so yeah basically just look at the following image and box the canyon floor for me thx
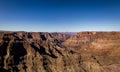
[0,31,120,72]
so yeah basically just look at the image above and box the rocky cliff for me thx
[0,31,120,72]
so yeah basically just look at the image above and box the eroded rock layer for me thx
[0,31,120,72]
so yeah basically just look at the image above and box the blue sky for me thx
[0,0,120,32]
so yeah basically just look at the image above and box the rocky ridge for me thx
[0,31,120,72]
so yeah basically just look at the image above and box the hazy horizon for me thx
[0,0,120,32]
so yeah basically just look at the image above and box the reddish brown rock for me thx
[0,31,120,72]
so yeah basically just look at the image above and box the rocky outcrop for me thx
[0,31,120,72]
[63,32,120,72]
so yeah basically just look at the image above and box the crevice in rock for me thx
[30,44,57,58]
[28,33,32,39]
[42,56,52,72]
[91,55,102,66]
[48,48,58,58]
[40,35,46,40]
[54,48,64,56]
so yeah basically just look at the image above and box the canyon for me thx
[0,31,120,72]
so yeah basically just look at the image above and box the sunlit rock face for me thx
[0,31,120,72]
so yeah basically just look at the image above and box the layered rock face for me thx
[63,32,120,72]
[0,31,120,72]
